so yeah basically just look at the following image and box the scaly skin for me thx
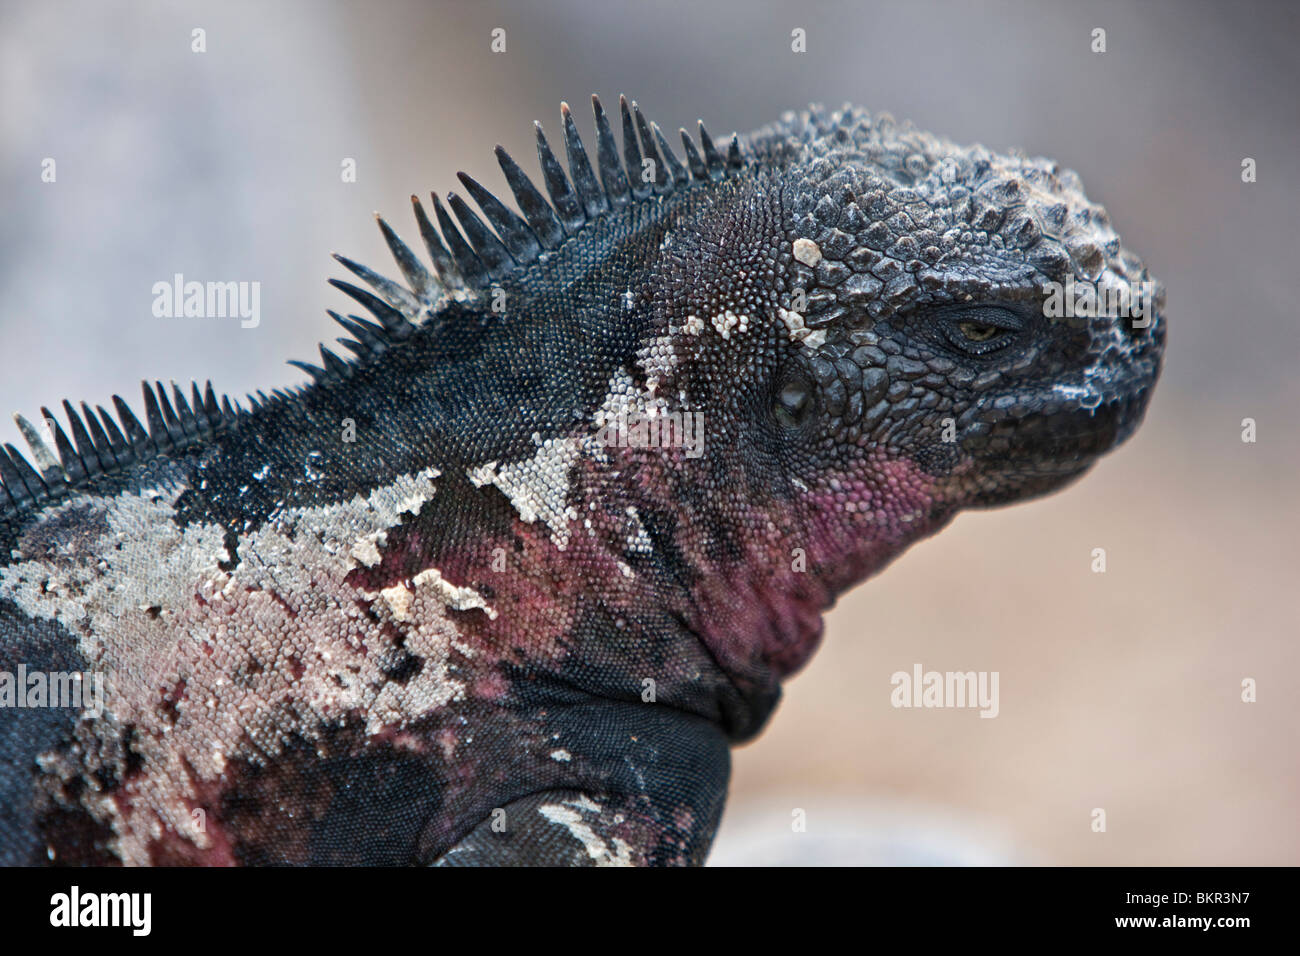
[0,97,1163,865]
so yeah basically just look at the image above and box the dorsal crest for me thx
[1,95,742,518]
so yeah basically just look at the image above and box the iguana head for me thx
[614,104,1165,687]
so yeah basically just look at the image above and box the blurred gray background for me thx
[1,0,1296,864]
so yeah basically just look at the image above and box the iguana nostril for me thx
[1117,311,1154,342]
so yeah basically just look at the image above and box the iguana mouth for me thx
[952,382,1155,509]
[963,291,1165,476]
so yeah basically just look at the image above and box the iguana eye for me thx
[774,381,813,428]
[939,305,1025,356]
[958,322,1000,342]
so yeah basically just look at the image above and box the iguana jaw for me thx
[955,309,1164,507]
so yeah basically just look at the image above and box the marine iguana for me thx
[0,95,1164,865]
